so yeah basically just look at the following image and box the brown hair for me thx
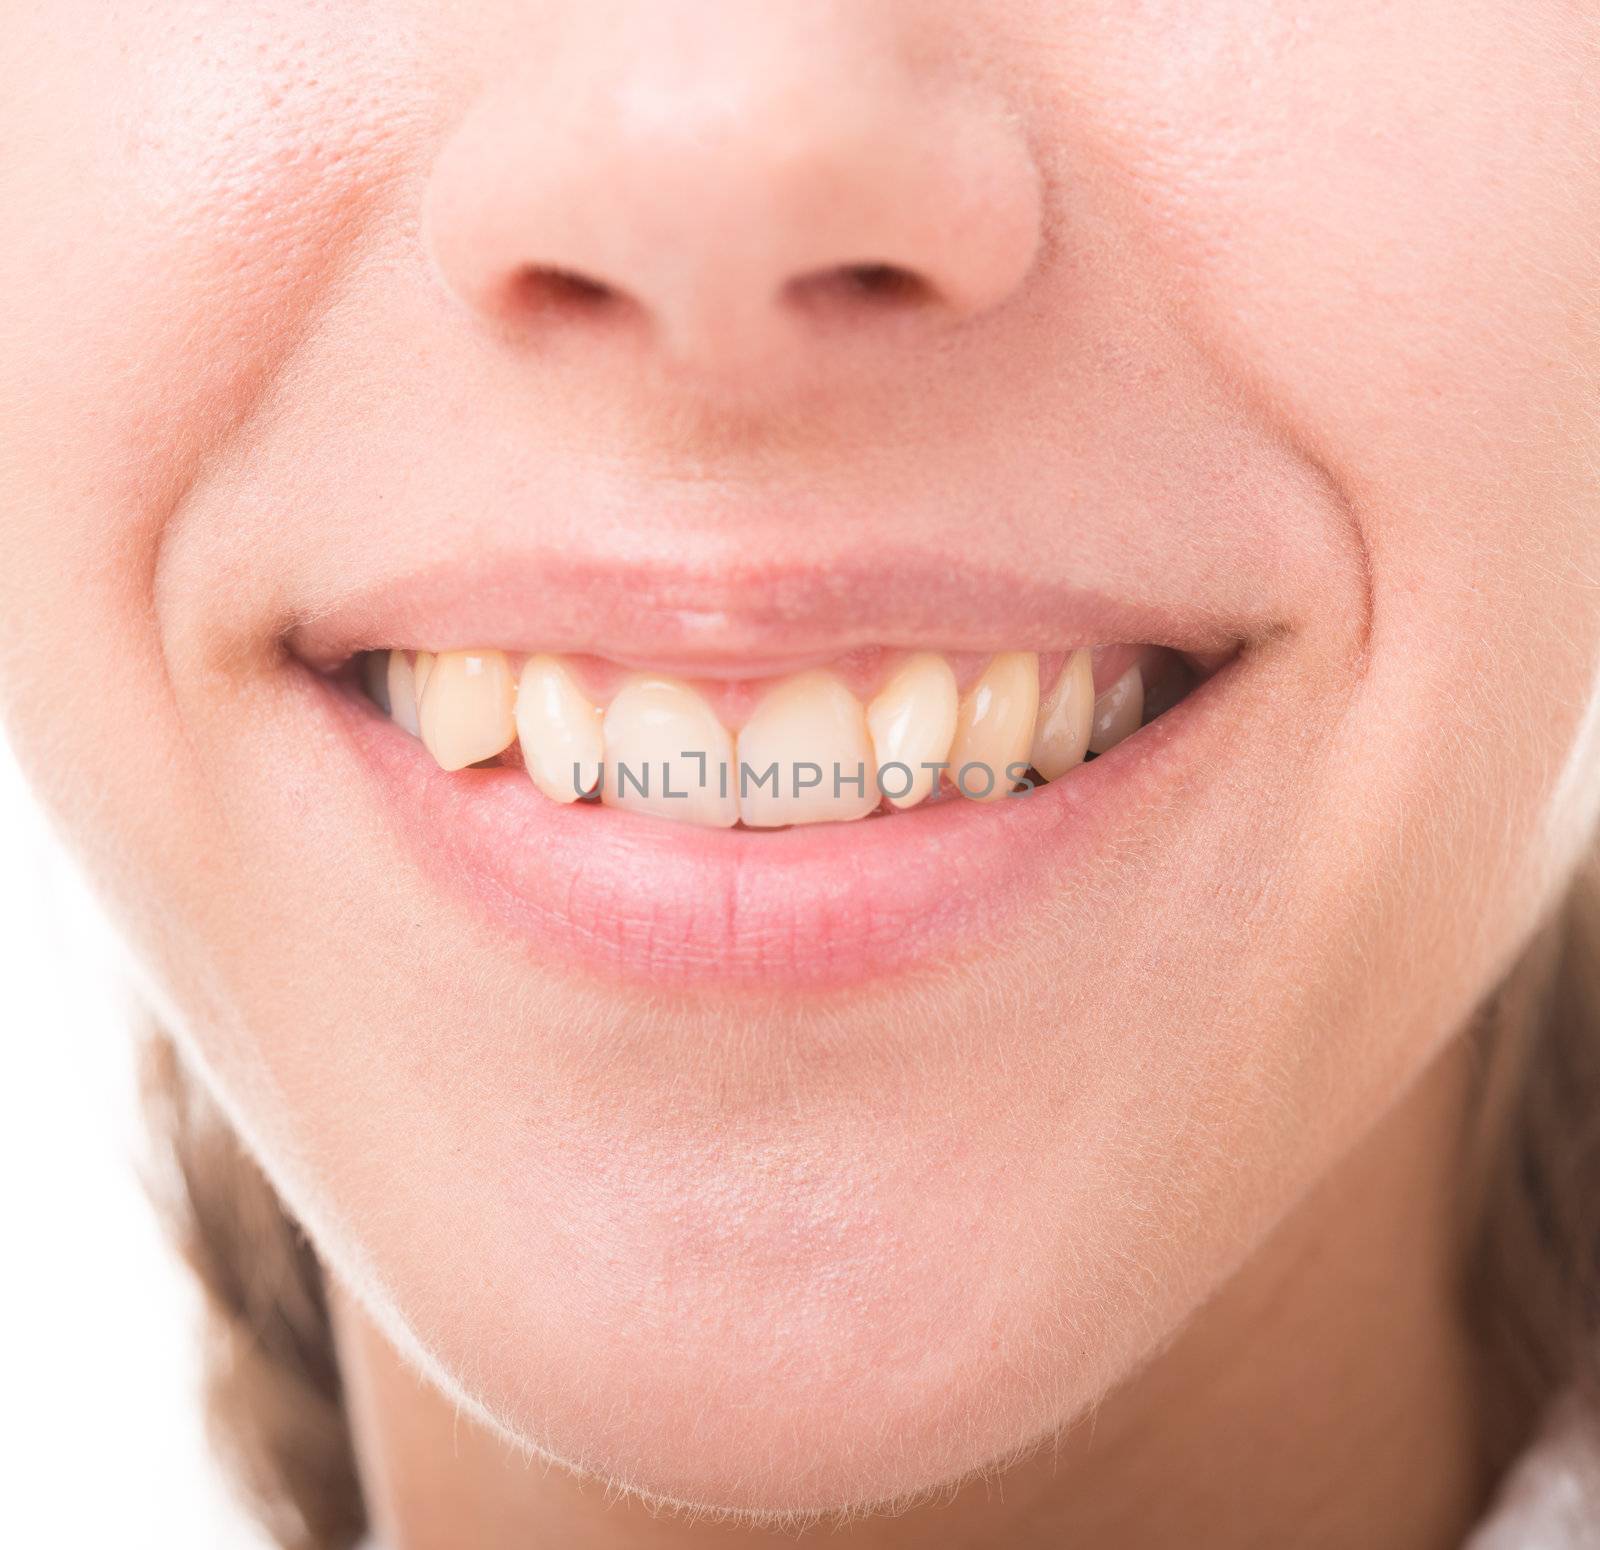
[140,862,1600,1549]
[140,1038,367,1550]
[1467,858,1600,1455]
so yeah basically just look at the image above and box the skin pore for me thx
[1,3,1598,1548]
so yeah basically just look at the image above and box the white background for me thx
[1,731,272,1548]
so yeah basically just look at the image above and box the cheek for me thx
[0,6,427,898]
[1066,1,1599,482]
[0,10,446,1081]
[1069,0,1600,887]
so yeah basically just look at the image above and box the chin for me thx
[303,905,1320,1522]
[356,1168,1155,1519]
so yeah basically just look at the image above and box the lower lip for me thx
[314,658,1244,990]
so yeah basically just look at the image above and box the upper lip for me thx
[284,544,1267,676]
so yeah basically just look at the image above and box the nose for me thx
[422,4,1042,373]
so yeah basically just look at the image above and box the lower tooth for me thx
[1088,665,1144,754]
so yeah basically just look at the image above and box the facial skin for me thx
[2,3,1599,1546]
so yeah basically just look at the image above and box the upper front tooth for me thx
[418,649,518,771]
[516,654,603,803]
[866,653,959,810]
[601,676,738,828]
[948,652,1039,801]
[1088,665,1144,754]
[737,670,879,827]
[1029,648,1094,780]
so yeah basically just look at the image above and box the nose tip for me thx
[422,22,1041,371]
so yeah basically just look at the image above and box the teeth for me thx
[1029,648,1094,781]
[385,651,423,737]
[418,649,518,771]
[370,641,1175,824]
[1088,665,1144,755]
[738,670,880,828]
[865,653,958,810]
[948,652,1040,802]
[601,676,739,828]
[516,654,604,803]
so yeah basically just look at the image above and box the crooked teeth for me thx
[948,651,1040,802]
[601,676,739,828]
[418,649,517,771]
[371,643,1175,827]
[866,653,958,810]
[1030,648,1094,781]
[516,655,603,803]
[1088,665,1144,755]
[738,670,880,828]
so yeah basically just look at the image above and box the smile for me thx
[280,548,1265,989]
[352,643,1203,828]
[293,609,1251,990]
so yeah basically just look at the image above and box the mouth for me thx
[266,538,1274,989]
[290,570,1246,987]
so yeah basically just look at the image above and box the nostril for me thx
[783,261,938,318]
[842,262,929,302]
[506,264,629,320]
